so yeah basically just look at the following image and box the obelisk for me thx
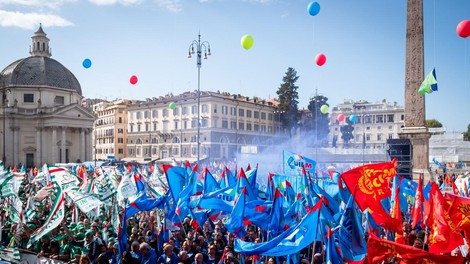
[399,0,431,181]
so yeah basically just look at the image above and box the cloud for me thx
[0,0,75,10]
[155,0,182,12]
[0,10,74,29]
[88,0,142,6]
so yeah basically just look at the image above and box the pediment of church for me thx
[52,104,95,119]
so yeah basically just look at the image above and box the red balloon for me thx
[129,75,138,85]
[457,20,470,38]
[337,114,345,122]
[315,53,326,66]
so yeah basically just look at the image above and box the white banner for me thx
[117,173,137,200]
[49,167,79,192]
[65,190,103,214]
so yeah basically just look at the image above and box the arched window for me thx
[151,137,158,144]
[136,138,143,144]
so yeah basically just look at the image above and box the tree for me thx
[426,119,443,128]
[340,117,355,147]
[276,67,300,136]
[464,124,470,141]
[307,95,330,146]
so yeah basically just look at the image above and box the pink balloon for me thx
[457,20,470,38]
[337,114,345,122]
[129,75,138,85]
[315,53,326,66]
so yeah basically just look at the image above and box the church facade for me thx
[0,25,95,168]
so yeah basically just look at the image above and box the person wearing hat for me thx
[35,233,52,258]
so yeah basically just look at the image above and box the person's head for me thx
[313,253,323,264]
[195,253,204,263]
[79,255,91,264]
[182,240,191,251]
[208,244,217,256]
[224,253,236,264]
[131,241,140,253]
[164,244,174,257]
[50,240,60,254]
[83,218,90,227]
[267,257,276,264]
[85,231,94,243]
[413,238,424,249]
[139,242,151,256]
[178,250,188,261]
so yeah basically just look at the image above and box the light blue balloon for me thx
[82,58,92,69]
[307,1,320,16]
[349,115,357,123]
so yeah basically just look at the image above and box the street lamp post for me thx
[188,33,211,169]
[1,90,6,165]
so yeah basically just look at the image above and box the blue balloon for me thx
[307,1,320,16]
[349,115,357,123]
[82,58,92,69]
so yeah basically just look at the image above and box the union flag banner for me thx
[426,183,464,254]
[446,193,470,229]
[340,159,401,232]
[411,174,423,229]
[367,233,465,264]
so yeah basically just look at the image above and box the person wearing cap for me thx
[49,235,71,262]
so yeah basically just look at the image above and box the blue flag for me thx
[235,201,322,256]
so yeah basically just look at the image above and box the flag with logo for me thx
[282,150,316,177]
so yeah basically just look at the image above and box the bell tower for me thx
[30,23,51,58]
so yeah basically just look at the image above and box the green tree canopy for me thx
[276,67,299,136]
[426,119,443,128]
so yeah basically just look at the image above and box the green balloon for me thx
[169,102,176,110]
[241,34,254,50]
[320,105,329,114]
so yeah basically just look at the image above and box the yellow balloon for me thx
[241,35,254,50]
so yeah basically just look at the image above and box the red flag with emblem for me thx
[411,174,423,229]
[425,183,463,254]
[340,159,401,232]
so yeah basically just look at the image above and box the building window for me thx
[192,105,197,114]
[191,119,197,128]
[163,109,169,117]
[230,107,236,116]
[401,115,404,120]
[366,134,371,141]
[377,126,382,130]
[174,121,179,129]
[54,96,64,106]
[261,112,266,120]
[182,107,188,115]
[136,112,142,120]
[173,107,179,116]
[239,109,244,117]
[119,117,122,123]
[202,118,208,128]
[387,114,394,122]
[268,113,273,121]
[202,104,208,113]
[239,122,244,130]
[153,123,157,131]
[152,110,158,118]
[183,120,188,129]
[377,134,382,141]
[145,124,149,131]
[152,148,157,155]
[254,111,259,119]
[389,126,393,130]
[376,115,384,123]
[213,104,217,114]
[247,110,252,118]
[388,133,393,139]
[118,129,123,134]
[24,94,34,103]
[163,122,168,131]
[231,121,237,129]
[254,124,259,131]
[192,147,197,155]
[212,119,218,128]
[118,148,123,154]
[144,111,150,119]
[222,120,228,129]
[222,106,228,115]
[118,138,123,143]
[246,123,252,131]
[137,124,141,132]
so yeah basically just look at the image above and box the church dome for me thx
[0,56,82,95]
[0,24,82,95]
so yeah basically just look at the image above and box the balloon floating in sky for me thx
[320,105,329,114]
[349,115,357,123]
[307,1,321,16]
[315,53,327,66]
[456,20,470,38]
[337,114,345,122]
[129,75,138,85]
[241,35,254,50]
[82,58,92,69]
[169,102,176,110]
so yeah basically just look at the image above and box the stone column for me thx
[399,0,431,181]
[61,127,66,163]
[85,128,91,161]
[12,126,19,166]
[51,127,57,163]
[80,128,85,163]
[36,127,42,165]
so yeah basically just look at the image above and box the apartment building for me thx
[328,99,405,149]
[125,90,282,163]
[93,100,130,161]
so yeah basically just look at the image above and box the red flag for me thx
[451,181,460,195]
[367,232,465,264]
[340,159,401,232]
[411,173,423,229]
[425,183,463,253]
[464,183,469,197]
[391,178,404,244]
[446,193,470,229]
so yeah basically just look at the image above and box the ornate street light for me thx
[188,33,211,169]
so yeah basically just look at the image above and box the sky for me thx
[0,0,469,132]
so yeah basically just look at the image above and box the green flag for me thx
[418,68,438,95]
